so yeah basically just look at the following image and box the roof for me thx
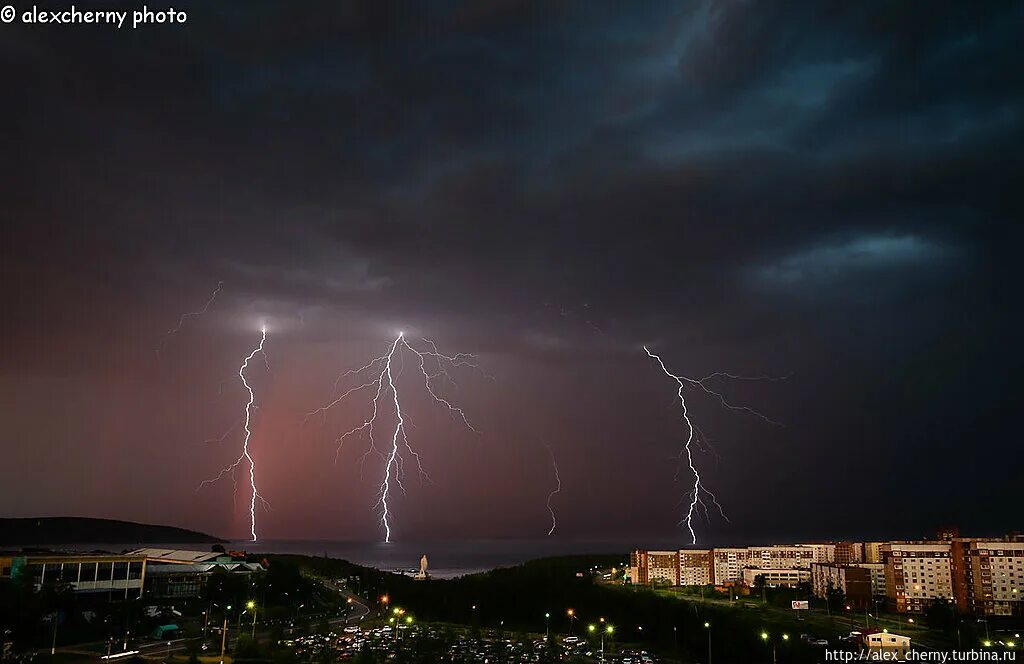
[146,561,265,574]
[128,548,222,563]
[15,553,146,564]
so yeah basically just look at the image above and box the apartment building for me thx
[883,543,953,613]
[864,542,885,563]
[836,542,865,564]
[811,563,872,608]
[630,550,679,585]
[951,540,1024,616]
[850,562,886,597]
[800,543,838,564]
[712,548,748,585]
[747,545,817,569]
[679,549,712,585]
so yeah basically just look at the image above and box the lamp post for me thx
[704,622,712,664]
[566,608,576,635]
[601,625,613,663]
[247,601,257,638]
[219,615,228,664]
[545,612,550,640]
[760,631,788,664]
[50,612,58,656]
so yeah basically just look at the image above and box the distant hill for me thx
[0,517,224,546]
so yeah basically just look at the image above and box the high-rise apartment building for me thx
[836,542,865,564]
[849,562,886,597]
[630,550,679,585]
[811,563,872,608]
[747,545,817,569]
[799,543,838,564]
[864,542,885,563]
[679,549,712,585]
[883,543,953,613]
[951,540,1024,616]
[711,547,749,585]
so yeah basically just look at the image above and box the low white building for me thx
[742,567,810,588]
[864,631,911,660]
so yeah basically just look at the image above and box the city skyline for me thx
[2,1,1022,542]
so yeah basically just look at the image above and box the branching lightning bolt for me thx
[199,327,270,541]
[306,332,481,543]
[162,281,224,338]
[545,444,561,536]
[644,345,779,545]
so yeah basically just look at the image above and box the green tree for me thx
[826,583,846,614]
[926,598,957,635]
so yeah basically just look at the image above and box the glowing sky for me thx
[1,1,1021,542]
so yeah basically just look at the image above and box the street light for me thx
[761,631,786,664]
[545,612,550,639]
[600,625,614,664]
[246,601,257,637]
[704,622,712,664]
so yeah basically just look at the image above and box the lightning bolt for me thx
[162,281,224,338]
[644,345,779,544]
[307,332,481,543]
[199,327,270,541]
[545,444,561,536]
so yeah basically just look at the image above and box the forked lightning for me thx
[199,327,270,541]
[307,332,481,543]
[644,345,780,544]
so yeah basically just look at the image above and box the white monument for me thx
[414,554,429,580]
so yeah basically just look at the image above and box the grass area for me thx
[632,585,953,650]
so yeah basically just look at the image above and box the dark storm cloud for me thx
[1,1,1021,540]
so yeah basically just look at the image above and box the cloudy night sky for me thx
[1,1,1021,544]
